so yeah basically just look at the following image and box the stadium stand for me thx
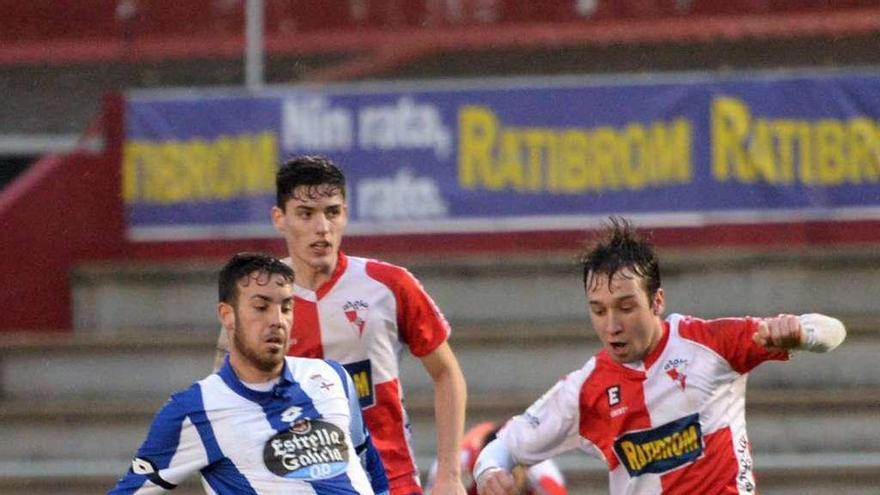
[2,1,880,493]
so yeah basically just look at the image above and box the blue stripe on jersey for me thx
[326,360,389,494]
[310,472,361,495]
[260,367,322,432]
[175,384,224,463]
[218,359,320,427]
[202,458,260,495]
[179,383,260,494]
[108,385,196,493]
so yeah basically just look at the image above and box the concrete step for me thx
[71,248,880,333]
[1,388,876,463]
[1,321,876,400]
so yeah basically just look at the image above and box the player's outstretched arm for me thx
[752,313,846,353]
[474,440,517,495]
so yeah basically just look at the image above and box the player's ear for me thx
[218,302,235,332]
[271,206,286,233]
[652,288,665,316]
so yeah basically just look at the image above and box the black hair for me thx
[276,155,346,209]
[218,252,295,305]
[579,217,661,300]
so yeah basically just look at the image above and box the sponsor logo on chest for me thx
[613,413,703,477]
[342,300,369,337]
[264,419,350,479]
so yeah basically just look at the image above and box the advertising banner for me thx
[124,72,880,240]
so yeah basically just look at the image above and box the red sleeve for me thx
[677,316,789,374]
[366,260,451,357]
[535,477,567,495]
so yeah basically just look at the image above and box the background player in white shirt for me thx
[111,253,389,494]
[474,218,846,495]
[214,156,467,495]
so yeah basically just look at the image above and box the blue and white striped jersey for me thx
[109,356,389,494]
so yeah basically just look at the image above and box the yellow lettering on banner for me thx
[459,106,499,189]
[122,132,278,205]
[652,120,692,184]
[815,119,846,185]
[457,107,693,194]
[848,118,880,182]
[712,97,751,182]
[711,96,880,186]
[558,130,591,192]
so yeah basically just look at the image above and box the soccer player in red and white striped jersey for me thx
[475,218,846,495]
[216,156,467,495]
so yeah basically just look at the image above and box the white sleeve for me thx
[797,313,846,353]
[474,361,594,481]
[526,460,565,490]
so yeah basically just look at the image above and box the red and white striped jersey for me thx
[287,252,451,495]
[494,313,789,495]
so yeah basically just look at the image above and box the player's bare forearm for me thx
[420,342,468,494]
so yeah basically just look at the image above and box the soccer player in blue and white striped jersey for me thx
[109,252,389,495]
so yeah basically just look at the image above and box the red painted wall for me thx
[0,95,124,331]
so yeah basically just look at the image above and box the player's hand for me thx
[752,314,802,351]
[476,468,517,495]
[430,475,467,495]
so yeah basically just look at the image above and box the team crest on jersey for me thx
[342,300,369,337]
[613,413,703,477]
[663,358,688,391]
[264,419,349,480]
[281,405,303,423]
[309,373,336,394]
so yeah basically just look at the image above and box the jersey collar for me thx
[315,250,349,299]
[218,355,296,403]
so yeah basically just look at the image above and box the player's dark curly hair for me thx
[579,217,661,300]
[276,155,346,209]
[218,252,294,305]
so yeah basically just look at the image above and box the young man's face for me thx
[224,271,294,374]
[271,185,348,276]
[586,268,665,364]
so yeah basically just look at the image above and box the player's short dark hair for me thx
[276,155,346,209]
[218,252,295,305]
[579,217,661,300]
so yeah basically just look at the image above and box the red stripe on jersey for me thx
[534,476,567,495]
[660,426,740,494]
[579,354,652,470]
[365,260,450,357]
[363,379,421,495]
[677,316,789,374]
[289,296,323,358]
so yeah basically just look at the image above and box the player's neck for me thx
[290,255,338,291]
[229,353,282,384]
